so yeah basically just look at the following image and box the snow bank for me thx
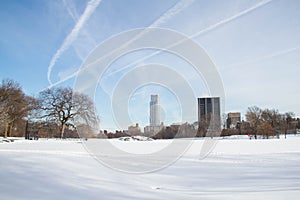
[118,136,153,141]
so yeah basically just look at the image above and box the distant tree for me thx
[0,79,35,138]
[221,128,239,136]
[240,121,255,135]
[260,109,283,131]
[153,125,179,139]
[245,106,262,133]
[37,121,60,138]
[245,106,299,139]
[281,112,296,138]
[0,103,9,135]
[38,87,97,139]
[221,113,227,129]
[175,123,197,138]
[285,112,295,129]
[197,118,209,137]
[257,122,274,139]
[104,130,129,139]
[76,123,100,138]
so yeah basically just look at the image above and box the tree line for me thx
[0,79,97,139]
[1,78,299,139]
[243,106,299,138]
[154,107,300,139]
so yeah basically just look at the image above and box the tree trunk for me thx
[8,123,13,137]
[4,123,8,138]
[25,120,29,140]
[60,123,66,139]
[285,130,287,139]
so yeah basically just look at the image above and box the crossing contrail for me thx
[44,0,273,90]
[43,0,195,90]
[62,0,97,47]
[63,0,78,21]
[104,0,274,77]
[47,0,102,85]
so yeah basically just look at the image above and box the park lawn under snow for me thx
[0,135,300,200]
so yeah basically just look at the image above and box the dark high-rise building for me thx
[198,97,221,133]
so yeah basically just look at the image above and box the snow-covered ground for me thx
[1,135,300,200]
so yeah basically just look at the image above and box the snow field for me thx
[0,136,300,200]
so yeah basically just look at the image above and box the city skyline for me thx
[1,0,300,131]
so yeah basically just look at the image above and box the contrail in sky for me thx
[47,0,102,85]
[44,0,194,90]
[226,46,300,69]
[44,0,274,90]
[150,0,195,28]
[63,0,97,46]
[190,0,273,37]
[63,0,78,21]
[104,0,274,77]
[62,0,98,60]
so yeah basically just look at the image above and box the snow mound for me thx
[118,136,153,141]
[223,135,250,140]
[0,138,15,143]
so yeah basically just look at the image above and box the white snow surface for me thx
[1,135,300,200]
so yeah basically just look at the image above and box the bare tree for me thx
[0,103,9,135]
[246,106,262,137]
[245,106,298,139]
[197,118,209,137]
[260,109,282,130]
[257,122,274,139]
[245,106,262,130]
[282,112,296,138]
[38,87,97,138]
[0,79,34,138]
[221,113,227,129]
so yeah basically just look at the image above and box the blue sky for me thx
[1,0,300,131]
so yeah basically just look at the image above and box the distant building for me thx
[144,94,164,136]
[150,94,160,126]
[128,123,141,136]
[198,97,221,133]
[226,112,241,129]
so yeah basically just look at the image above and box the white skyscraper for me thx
[150,94,160,126]
[144,94,163,136]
